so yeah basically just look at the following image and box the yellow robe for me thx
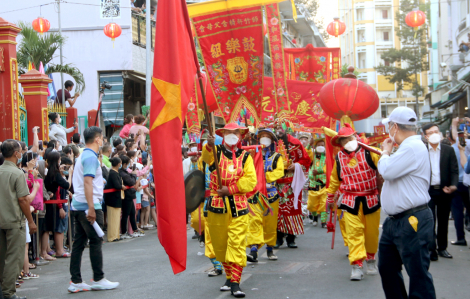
[326,148,381,264]
[202,144,257,267]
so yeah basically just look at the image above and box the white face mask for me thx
[190,147,197,153]
[224,134,239,146]
[428,133,441,145]
[316,146,325,153]
[344,139,358,152]
[300,140,308,147]
[259,137,272,147]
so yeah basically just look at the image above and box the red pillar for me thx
[66,107,78,142]
[0,18,21,141]
[18,70,52,143]
[88,109,98,127]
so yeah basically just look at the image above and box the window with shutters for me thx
[383,32,389,41]
[382,10,388,19]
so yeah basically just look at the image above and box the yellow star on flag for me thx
[151,77,182,131]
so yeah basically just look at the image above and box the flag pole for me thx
[182,0,224,189]
[196,70,223,189]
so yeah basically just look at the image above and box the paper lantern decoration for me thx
[103,22,122,42]
[326,17,346,37]
[405,10,426,28]
[318,77,379,121]
[32,17,50,35]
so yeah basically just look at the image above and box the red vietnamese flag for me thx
[150,0,198,274]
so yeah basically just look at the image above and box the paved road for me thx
[17,213,470,299]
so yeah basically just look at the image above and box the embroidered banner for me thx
[284,45,341,83]
[261,77,335,133]
[193,7,264,124]
[265,3,289,113]
[10,59,20,140]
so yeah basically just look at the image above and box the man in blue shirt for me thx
[68,127,119,293]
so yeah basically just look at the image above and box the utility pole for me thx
[57,0,65,107]
[145,0,152,107]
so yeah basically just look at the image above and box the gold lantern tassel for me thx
[340,115,355,131]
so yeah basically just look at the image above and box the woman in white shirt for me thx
[48,112,78,147]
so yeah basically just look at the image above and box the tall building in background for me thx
[338,0,428,132]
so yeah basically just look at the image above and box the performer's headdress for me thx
[256,128,278,142]
[330,123,356,146]
[273,111,295,134]
[297,132,311,140]
[313,138,326,147]
[215,122,249,137]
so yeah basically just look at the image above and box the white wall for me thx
[1,0,133,118]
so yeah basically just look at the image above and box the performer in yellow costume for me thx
[326,124,381,281]
[307,138,328,228]
[184,134,224,277]
[202,123,257,298]
[246,129,284,262]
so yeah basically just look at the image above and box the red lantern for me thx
[405,10,426,28]
[32,17,50,35]
[103,22,122,41]
[326,17,346,37]
[318,78,379,121]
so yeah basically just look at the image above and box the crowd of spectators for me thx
[0,113,154,298]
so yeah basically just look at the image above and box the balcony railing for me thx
[132,13,156,49]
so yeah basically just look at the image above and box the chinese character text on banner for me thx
[265,3,290,116]
[193,7,264,125]
[262,77,335,133]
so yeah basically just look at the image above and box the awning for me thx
[431,83,464,109]
[431,90,466,109]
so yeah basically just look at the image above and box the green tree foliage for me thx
[294,0,329,42]
[375,0,428,98]
[16,21,85,92]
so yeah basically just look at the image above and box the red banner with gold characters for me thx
[10,59,20,140]
[193,7,264,125]
[265,3,289,113]
[42,108,49,141]
[284,45,341,83]
[261,77,335,133]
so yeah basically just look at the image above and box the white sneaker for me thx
[145,224,154,228]
[199,241,205,248]
[131,232,141,238]
[121,233,132,239]
[91,278,119,290]
[350,264,364,281]
[68,282,91,293]
[312,221,318,226]
[366,259,378,275]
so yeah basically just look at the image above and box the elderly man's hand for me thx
[381,138,394,154]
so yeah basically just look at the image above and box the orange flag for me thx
[149,0,198,274]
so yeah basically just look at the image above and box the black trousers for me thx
[70,210,105,284]
[121,199,137,234]
[451,182,470,241]
[378,208,436,299]
[428,188,452,251]
[276,231,295,244]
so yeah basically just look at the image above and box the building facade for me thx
[338,0,428,132]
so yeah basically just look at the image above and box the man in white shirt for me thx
[422,123,459,261]
[377,107,436,299]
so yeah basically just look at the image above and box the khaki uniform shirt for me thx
[0,161,30,229]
